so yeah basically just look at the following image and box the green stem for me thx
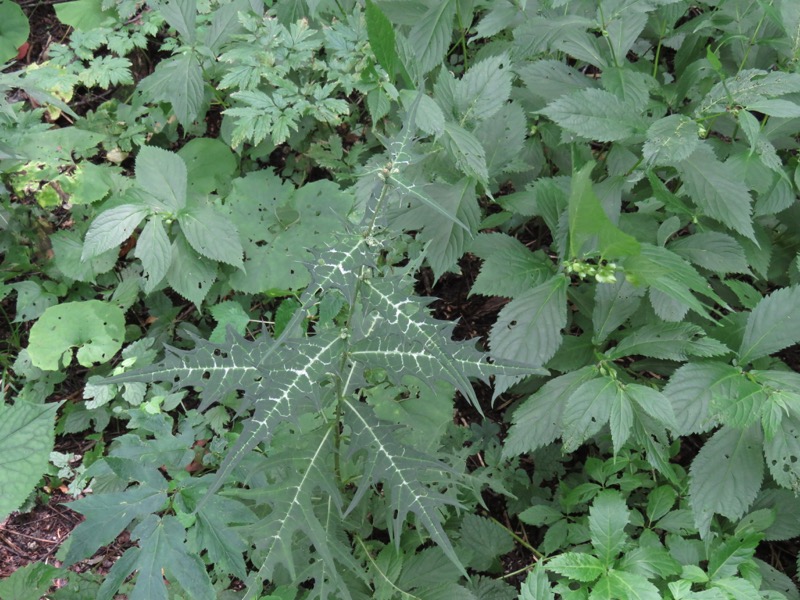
[489,516,544,558]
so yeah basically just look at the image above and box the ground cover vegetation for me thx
[2,0,800,597]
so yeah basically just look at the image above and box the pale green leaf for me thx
[470,233,553,299]
[158,0,196,43]
[646,486,677,522]
[178,138,237,196]
[0,0,29,62]
[607,322,730,361]
[366,0,406,81]
[669,232,750,274]
[399,90,445,138]
[562,376,619,452]
[625,384,678,432]
[408,0,456,75]
[664,362,743,435]
[517,59,595,103]
[82,204,149,261]
[54,0,114,30]
[519,564,555,600]
[456,53,512,123]
[0,401,60,523]
[593,570,661,600]
[442,122,489,183]
[136,146,188,213]
[689,425,764,537]
[166,232,217,307]
[764,412,800,492]
[209,300,250,343]
[134,217,171,294]
[27,301,125,370]
[503,367,596,457]
[540,88,647,142]
[138,53,204,128]
[677,145,755,241]
[739,286,800,364]
[592,274,645,343]
[179,205,244,268]
[589,490,629,565]
[51,230,117,283]
[547,552,605,582]
[643,114,700,166]
[489,275,567,368]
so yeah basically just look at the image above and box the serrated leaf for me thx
[343,399,465,575]
[0,562,62,600]
[458,514,514,571]
[562,376,619,452]
[27,301,125,370]
[65,485,168,564]
[138,53,204,128]
[177,137,238,196]
[504,366,596,457]
[646,486,677,522]
[519,564,554,600]
[607,322,730,361]
[677,145,755,241]
[0,401,60,522]
[643,114,700,165]
[589,490,629,565]
[739,286,800,364]
[178,204,243,268]
[209,300,250,343]
[592,274,645,343]
[568,162,640,260]
[489,275,567,368]
[51,230,117,283]
[540,88,647,142]
[166,232,217,307]
[408,0,456,75]
[669,232,751,274]
[664,362,743,435]
[547,552,604,582]
[82,204,149,261]
[365,0,406,82]
[518,59,595,102]
[470,233,553,299]
[158,0,196,43]
[442,122,489,183]
[593,570,661,600]
[134,217,171,294]
[456,53,512,123]
[136,146,188,213]
[625,384,678,432]
[399,90,445,138]
[689,425,764,537]
[764,412,800,492]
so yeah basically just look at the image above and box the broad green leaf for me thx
[442,122,489,183]
[519,565,555,600]
[475,101,527,179]
[592,570,661,600]
[134,217,171,294]
[677,145,755,241]
[609,386,634,454]
[365,0,406,82]
[642,114,700,165]
[689,425,764,537]
[547,552,604,582]
[136,146,188,213]
[646,486,677,522]
[399,90,445,137]
[540,88,647,142]
[51,230,117,283]
[54,0,115,30]
[489,275,567,368]
[27,301,125,370]
[166,232,217,306]
[697,70,800,116]
[65,485,168,564]
[518,59,595,103]
[764,412,800,491]
[209,300,250,343]
[664,362,743,435]
[458,514,514,571]
[592,274,645,343]
[0,401,60,522]
[562,376,619,452]
[0,0,29,62]
[669,232,750,275]
[503,367,596,457]
[0,562,63,600]
[470,233,553,299]
[456,53,513,123]
[12,280,57,323]
[158,0,196,43]
[82,204,149,261]
[739,286,800,364]
[589,490,629,565]
[625,384,678,432]
[568,162,640,260]
[177,138,237,196]
[607,322,730,361]
[203,0,247,53]
[616,543,681,581]
[138,53,204,128]
[408,0,456,75]
[178,205,244,268]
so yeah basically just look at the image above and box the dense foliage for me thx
[3,0,800,598]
